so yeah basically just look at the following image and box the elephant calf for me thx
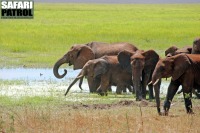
[64,55,133,95]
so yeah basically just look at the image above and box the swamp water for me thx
[0,68,172,99]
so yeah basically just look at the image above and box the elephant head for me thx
[165,46,178,57]
[118,50,159,100]
[152,54,191,85]
[53,44,95,79]
[192,37,200,54]
[64,58,109,95]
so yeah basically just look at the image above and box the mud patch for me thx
[66,100,155,110]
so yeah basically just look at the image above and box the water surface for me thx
[0,68,80,81]
[0,68,172,97]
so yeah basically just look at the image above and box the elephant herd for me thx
[53,38,200,115]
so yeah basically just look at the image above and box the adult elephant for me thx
[192,37,200,54]
[165,41,200,98]
[151,54,200,115]
[165,45,192,57]
[64,56,133,95]
[118,50,161,114]
[53,42,138,92]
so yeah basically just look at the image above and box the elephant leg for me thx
[195,89,200,99]
[107,87,112,92]
[131,85,135,94]
[148,84,154,100]
[182,88,193,114]
[87,77,100,93]
[193,86,200,98]
[141,72,151,99]
[96,75,109,96]
[78,76,83,90]
[122,87,127,93]
[163,80,180,115]
[127,85,133,93]
[183,92,193,113]
[135,85,142,101]
[116,85,123,94]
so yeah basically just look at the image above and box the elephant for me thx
[151,54,200,115]
[165,42,200,98]
[165,45,192,57]
[53,41,138,92]
[64,55,133,96]
[192,37,200,54]
[118,50,161,114]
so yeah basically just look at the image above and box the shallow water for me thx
[0,68,173,97]
[0,68,81,81]
[0,68,90,97]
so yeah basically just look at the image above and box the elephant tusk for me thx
[153,79,160,86]
[140,76,142,81]
[148,81,152,85]
[77,75,84,79]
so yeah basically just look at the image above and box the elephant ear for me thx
[172,54,191,81]
[142,50,159,70]
[118,50,133,69]
[74,45,95,69]
[93,59,108,78]
[165,46,178,56]
[186,47,192,54]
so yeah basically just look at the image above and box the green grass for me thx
[0,4,200,68]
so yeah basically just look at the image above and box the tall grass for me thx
[0,100,200,132]
[0,4,200,67]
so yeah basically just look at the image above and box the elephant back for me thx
[87,42,138,58]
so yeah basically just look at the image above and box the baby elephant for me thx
[64,55,133,95]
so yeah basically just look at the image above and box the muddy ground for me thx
[65,100,154,110]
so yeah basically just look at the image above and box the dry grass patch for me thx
[0,99,200,133]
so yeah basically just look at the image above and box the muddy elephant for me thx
[64,56,133,95]
[192,37,200,54]
[118,50,161,113]
[53,42,138,92]
[165,46,192,57]
[151,54,200,115]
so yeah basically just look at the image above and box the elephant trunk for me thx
[53,57,68,79]
[132,69,143,101]
[64,70,85,96]
[153,79,161,115]
[151,70,160,86]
